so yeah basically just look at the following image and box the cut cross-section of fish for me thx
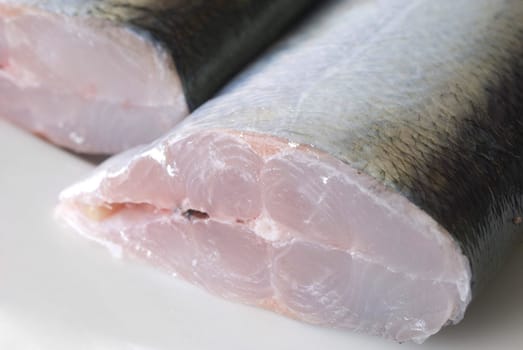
[0,0,316,154]
[57,0,523,343]
[58,131,471,343]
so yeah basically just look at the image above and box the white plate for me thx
[1,120,522,350]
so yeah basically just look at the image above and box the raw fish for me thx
[58,0,523,342]
[0,0,315,153]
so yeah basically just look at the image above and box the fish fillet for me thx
[0,0,315,154]
[57,0,523,342]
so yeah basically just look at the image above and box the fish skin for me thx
[179,0,523,294]
[86,0,320,110]
[57,0,523,342]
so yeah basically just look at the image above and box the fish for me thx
[0,0,315,154]
[56,0,523,343]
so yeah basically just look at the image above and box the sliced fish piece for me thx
[57,0,523,343]
[0,0,315,154]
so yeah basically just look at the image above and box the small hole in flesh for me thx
[183,209,210,221]
[236,219,245,224]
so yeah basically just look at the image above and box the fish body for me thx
[58,0,523,342]
[0,0,315,153]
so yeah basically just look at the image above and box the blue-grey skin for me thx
[171,0,523,295]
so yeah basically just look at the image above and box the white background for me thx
[1,121,522,350]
